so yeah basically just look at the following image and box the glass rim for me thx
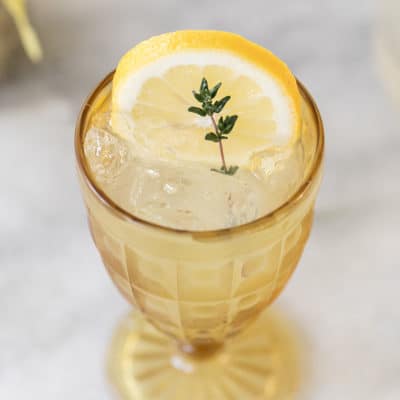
[75,71,324,235]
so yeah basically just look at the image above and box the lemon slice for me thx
[112,30,301,166]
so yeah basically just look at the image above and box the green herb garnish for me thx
[188,77,239,175]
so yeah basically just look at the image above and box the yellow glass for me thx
[75,71,324,399]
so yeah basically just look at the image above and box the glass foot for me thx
[108,309,303,399]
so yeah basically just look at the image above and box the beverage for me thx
[83,87,314,231]
[75,31,324,399]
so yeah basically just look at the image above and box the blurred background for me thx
[0,0,398,399]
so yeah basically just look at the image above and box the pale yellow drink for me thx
[75,31,324,399]
[78,73,322,344]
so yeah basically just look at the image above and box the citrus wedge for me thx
[112,30,301,166]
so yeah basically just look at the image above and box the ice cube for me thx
[122,160,269,230]
[249,145,304,209]
[83,121,131,183]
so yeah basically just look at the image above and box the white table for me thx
[1,1,398,399]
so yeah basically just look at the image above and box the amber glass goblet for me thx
[75,72,324,400]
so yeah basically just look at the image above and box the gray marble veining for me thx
[1,0,398,399]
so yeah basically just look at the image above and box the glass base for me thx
[108,310,304,400]
[108,309,303,399]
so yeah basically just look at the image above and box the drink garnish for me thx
[188,77,238,175]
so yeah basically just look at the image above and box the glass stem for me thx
[178,342,224,360]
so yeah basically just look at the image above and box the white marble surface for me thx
[1,0,399,399]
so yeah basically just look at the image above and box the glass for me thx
[75,71,324,399]
[376,0,400,108]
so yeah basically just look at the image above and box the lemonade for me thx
[83,31,313,231]
[76,31,323,399]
